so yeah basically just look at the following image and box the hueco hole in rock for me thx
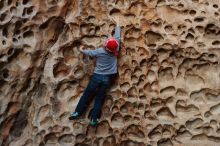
[1,0,220,146]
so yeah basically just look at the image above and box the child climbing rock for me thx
[69,20,121,127]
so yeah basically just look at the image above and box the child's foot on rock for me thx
[89,119,99,127]
[69,112,79,120]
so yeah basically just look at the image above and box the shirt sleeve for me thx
[115,26,121,51]
[80,48,101,57]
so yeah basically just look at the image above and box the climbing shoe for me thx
[89,119,99,127]
[69,112,79,120]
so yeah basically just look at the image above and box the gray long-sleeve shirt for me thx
[81,26,121,75]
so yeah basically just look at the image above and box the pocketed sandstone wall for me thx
[1,0,220,146]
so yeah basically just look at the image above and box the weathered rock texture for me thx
[1,0,220,145]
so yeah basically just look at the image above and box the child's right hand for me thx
[111,17,120,26]
[115,17,120,26]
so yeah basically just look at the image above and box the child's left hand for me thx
[79,46,84,52]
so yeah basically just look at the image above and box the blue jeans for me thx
[75,73,114,120]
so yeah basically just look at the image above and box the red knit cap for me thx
[104,38,119,56]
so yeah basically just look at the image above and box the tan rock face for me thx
[1,0,220,145]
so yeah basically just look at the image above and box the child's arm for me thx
[113,16,121,52]
[115,26,121,52]
[79,47,101,57]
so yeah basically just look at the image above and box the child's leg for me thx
[91,76,110,120]
[75,74,100,115]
